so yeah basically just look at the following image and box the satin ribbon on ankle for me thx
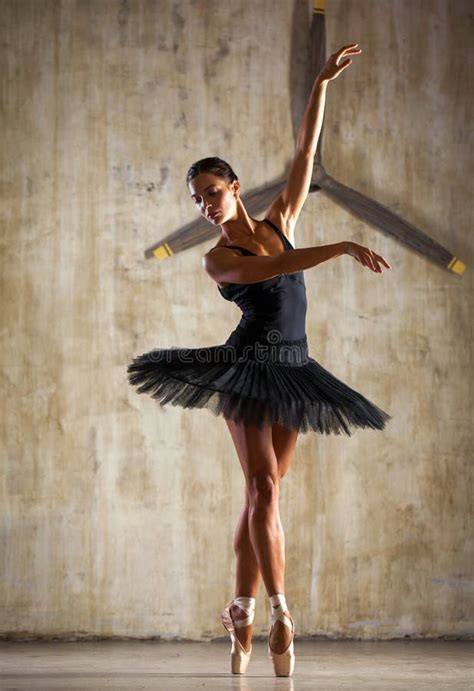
[232,596,256,628]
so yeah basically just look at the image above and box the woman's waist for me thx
[224,324,309,365]
[235,313,306,339]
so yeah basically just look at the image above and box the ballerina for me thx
[128,42,392,676]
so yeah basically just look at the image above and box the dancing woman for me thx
[128,43,392,677]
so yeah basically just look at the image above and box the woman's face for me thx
[188,172,238,224]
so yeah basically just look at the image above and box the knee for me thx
[247,471,279,506]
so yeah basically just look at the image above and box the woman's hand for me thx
[344,241,392,273]
[318,43,362,83]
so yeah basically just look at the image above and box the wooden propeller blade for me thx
[144,176,286,260]
[289,1,327,163]
[289,0,326,151]
[310,163,466,275]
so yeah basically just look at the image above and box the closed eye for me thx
[193,191,217,203]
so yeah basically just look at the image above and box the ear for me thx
[232,180,241,197]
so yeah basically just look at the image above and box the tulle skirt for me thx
[126,327,391,436]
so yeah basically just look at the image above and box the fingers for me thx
[337,43,362,56]
[347,242,391,273]
[365,250,392,273]
[363,251,378,272]
[374,253,392,270]
[346,43,362,50]
[333,43,362,70]
[358,248,392,273]
[338,58,352,70]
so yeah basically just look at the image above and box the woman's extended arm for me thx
[296,43,362,155]
[268,44,363,232]
[203,241,391,286]
[296,79,328,155]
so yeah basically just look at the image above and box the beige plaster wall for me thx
[1,0,472,640]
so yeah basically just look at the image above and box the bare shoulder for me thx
[202,245,243,272]
[263,203,297,247]
[202,244,246,289]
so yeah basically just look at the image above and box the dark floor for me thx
[0,639,472,690]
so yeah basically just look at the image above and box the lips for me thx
[208,211,221,219]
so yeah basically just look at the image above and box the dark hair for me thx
[185,156,238,188]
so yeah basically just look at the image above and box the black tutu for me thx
[127,327,391,436]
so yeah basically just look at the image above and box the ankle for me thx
[269,593,287,609]
[231,596,256,625]
[233,595,256,610]
[269,593,289,624]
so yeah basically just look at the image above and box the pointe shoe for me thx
[221,596,256,674]
[268,601,295,677]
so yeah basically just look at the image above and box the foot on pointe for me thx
[269,612,293,654]
[229,603,253,654]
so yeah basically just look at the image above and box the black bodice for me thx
[216,218,307,342]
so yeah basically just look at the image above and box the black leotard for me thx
[211,218,307,342]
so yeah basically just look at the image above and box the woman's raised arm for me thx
[266,43,363,235]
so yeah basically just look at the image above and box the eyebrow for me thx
[190,184,214,199]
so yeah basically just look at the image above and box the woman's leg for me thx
[225,418,299,653]
[234,488,261,598]
[227,489,259,653]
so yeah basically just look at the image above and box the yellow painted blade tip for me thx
[448,257,466,275]
[152,243,174,260]
[314,0,325,13]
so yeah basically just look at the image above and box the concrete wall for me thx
[1,0,472,640]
